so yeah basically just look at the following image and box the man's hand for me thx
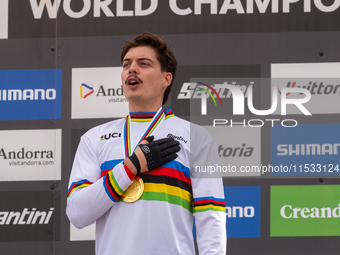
[124,136,180,174]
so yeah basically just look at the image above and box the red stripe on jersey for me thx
[143,166,192,187]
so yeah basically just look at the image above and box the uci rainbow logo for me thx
[80,83,94,99]
[197,82,223,107]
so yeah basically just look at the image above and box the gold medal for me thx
[121,176,144,203]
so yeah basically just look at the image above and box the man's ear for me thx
[163,72,172,88]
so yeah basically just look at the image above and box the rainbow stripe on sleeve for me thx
[193,196,226,213]
[103,170,125,202]
[67,179,93,199]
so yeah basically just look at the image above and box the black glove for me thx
[128,136,181,173]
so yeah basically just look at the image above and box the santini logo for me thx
[0,208,54,225]
[167,133,188,144]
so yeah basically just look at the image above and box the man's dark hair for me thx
[121,32,177,105]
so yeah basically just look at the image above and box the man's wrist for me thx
[123,158,138,175]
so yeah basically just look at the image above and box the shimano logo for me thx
[167,133,188,143]
[0,89,56,101]
[226,206,255,218]
[277,143,340,156]
[0,208,54,225]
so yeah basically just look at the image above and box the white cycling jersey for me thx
[67,108,226,255]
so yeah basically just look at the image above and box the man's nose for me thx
[128,62,138,74]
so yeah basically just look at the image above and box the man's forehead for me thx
[123,46,158,61]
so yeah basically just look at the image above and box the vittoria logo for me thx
[100,133,121,141]
[281,81,340,95]
[271,63,340,115]
[218,144,254,157]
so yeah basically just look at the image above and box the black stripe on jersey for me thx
[141,174,192,194]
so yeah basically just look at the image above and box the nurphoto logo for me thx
[189,78,312,128]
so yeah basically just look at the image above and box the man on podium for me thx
[67,32,226,255]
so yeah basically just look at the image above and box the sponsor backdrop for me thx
[1,0,340,254]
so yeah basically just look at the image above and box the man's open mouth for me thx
[126,76,142,86]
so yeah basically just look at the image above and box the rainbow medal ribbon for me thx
[121,107,165,203]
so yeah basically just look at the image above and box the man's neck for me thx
[128,103,162,113]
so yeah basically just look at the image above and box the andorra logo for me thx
[80,83,94,99]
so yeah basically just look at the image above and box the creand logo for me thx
[0,0,9,39]
[271,185,340,237]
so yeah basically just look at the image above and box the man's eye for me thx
[123,63,130,68]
